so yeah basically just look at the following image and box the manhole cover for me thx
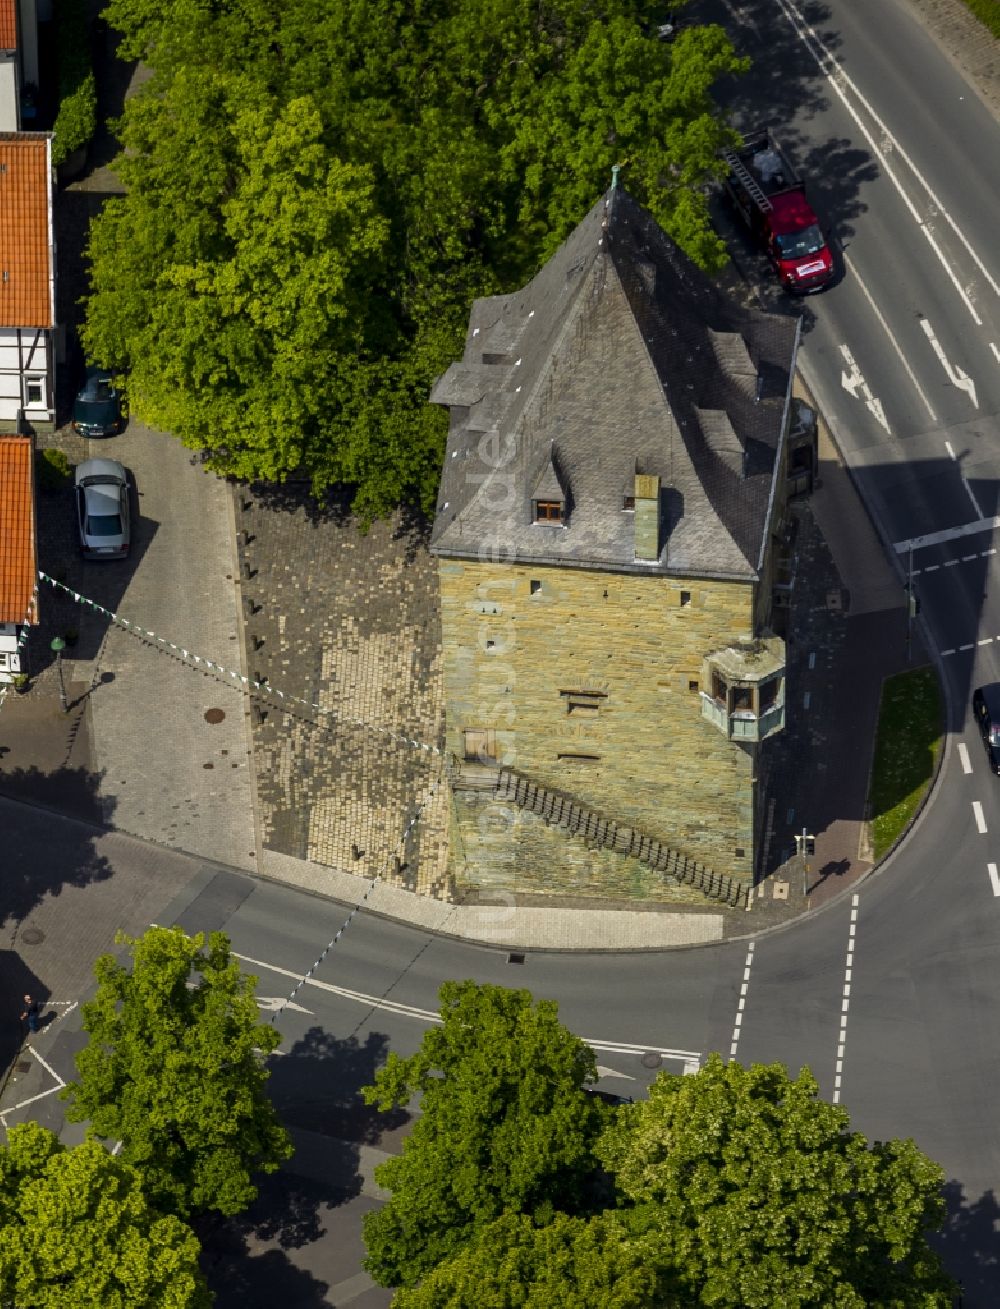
[204,708,226,724]
[15,1061,30,1074]
[641,1051,662,1069]
[21,928,44,946]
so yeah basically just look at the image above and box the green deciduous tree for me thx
[391,1210,673,1309]
[597,1054,956,1308]
[62,926,292,1220]
[82,0,746,518]
[0,1121,211,1309]
[361,980,606,1288]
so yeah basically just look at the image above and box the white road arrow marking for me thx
[839,344,889,433]
[595,1065,637,1081]
[919,318,978,407]
[257,996,315,1015]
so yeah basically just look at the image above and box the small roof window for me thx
[534,500,563,524]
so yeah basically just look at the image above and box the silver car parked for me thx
[75,458,131,559]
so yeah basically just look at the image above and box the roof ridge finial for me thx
[611,163,621,191]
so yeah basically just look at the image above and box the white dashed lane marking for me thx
[989,863,1000,897]
[974,801,988,834]
[833,894,860,1105]
[729,941,755,1062]
[911,546,997,577]
[958,742,972,774]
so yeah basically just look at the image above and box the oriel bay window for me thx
[700,637,786,742]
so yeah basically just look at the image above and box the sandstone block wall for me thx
[439,558,762,896]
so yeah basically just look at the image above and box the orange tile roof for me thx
[0,134,53,328]
[0,0,15,50]
[0,435,37,624]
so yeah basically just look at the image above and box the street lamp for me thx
[50,635,67,714]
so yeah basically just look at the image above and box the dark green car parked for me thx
[72,368,122,437]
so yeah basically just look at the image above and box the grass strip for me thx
[868,665,943,861]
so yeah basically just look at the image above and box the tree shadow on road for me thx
[202,1238,332,1309]
[198,1029,407,1300]
[266,1026,410,1151]
[934,1181,1000,1307]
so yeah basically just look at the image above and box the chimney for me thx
[634,473,660,561]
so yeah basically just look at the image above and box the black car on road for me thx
[972,684,1000,774]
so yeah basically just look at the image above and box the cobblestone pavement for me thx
[21,422,257,872]
[233,490,448,897]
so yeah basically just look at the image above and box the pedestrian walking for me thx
[20,994,39,1035]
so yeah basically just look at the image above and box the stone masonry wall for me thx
[439,557,760,898]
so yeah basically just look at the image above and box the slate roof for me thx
[429,188,800,580]
[0,435,37,623]
[0,133,54,328]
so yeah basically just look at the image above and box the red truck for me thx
[722,129,833,292]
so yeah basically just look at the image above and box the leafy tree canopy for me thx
[597,1053,956,1308]
[0,1121,211,1309]
[62,926,292,1220]
[391,1211,673,1309]
[83,0,746,519]
[361,980,606,1287]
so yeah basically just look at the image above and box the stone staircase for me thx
[472,764,750,910]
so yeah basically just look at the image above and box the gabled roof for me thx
[0,435,37,623]
[430,188,800,580]
[0,0,15,51]
[0,133,54,328]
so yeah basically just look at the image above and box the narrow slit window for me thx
[560,689,606,716]
[557,753,601,763]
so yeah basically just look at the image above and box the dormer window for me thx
[530,443,568,526]
[534,499,563,524]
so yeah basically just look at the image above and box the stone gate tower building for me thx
[429,187,800,905]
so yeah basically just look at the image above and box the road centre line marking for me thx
[833,893,860,1105]
[974,800,988,833]
[959,742,972,774]
[963,555,978,562]
[231,952,700,1064]
[808,652,816,669]
[959,643,975,652]
[992,342,1000,364]
[729,942,755,1062]
[989,864,1000,897]
[979,639,993,646]
[774,0,995,322]
[944,559,960,567]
